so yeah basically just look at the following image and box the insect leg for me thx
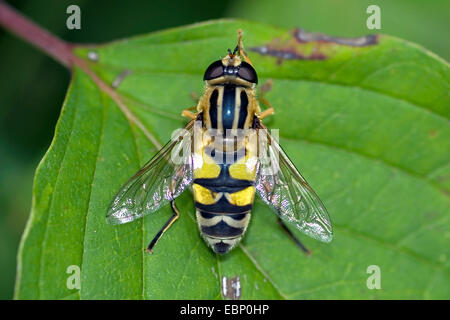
[181,109,197,119]
[190,92,200,103]
[277,217,311,256]
[260,79,273,95]
[258,107,275,120]
[258,79,275,119]
[146,200,180,254]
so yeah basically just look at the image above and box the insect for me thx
[106,30,332,255]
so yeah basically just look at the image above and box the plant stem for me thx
[0,0,74,68]
[0,0,161,147]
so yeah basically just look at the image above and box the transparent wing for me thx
[106,120,195,225]
[255,127,333,242]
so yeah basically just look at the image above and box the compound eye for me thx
[203,60,224,80]
[238,62,258,84]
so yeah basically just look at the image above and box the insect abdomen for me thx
[195,209,251,254]
[193,155,256,254]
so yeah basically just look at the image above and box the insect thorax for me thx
[199,82,259,134]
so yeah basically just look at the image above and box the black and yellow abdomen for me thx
[193,83,258,254]
[193,154,257,254]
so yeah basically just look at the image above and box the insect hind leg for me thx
[146,200,180,254]
[277,217,311,256]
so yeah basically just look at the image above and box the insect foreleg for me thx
[190,92,200,103]
[260,79,273,95]
[146,200,180,254]
[258,79,275,120]
[277,217,311,256]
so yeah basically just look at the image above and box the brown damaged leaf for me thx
[250,28,378,63]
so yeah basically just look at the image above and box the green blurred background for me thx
[0,0,448,299]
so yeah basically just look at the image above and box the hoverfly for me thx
[106,30,332,255]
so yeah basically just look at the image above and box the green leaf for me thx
[15,20,449,299]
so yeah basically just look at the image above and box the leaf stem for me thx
[0,0,162,148]
[0,0,74,68]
